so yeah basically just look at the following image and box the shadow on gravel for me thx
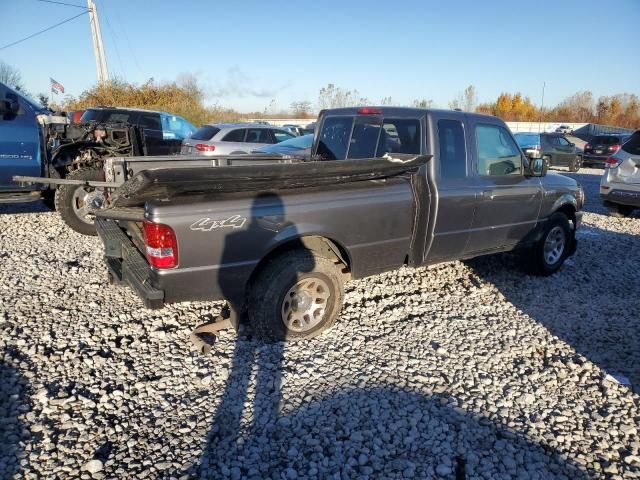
[0,201,52,216]
[177,194,594,478]
[188,360,594,478]
[0,358,31,478]
[467,225,640,392]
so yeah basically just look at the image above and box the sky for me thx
[1,0,639,113]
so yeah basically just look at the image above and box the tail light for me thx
[143,220,178,268]
[604,156,622,168]
[607,144,621,152]
[584,143,592,152]
[195,143,216,152]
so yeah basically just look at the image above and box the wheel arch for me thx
[247,234,352,290]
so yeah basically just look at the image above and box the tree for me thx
[413,99,434,108]
[37,94,49,108]
[290,100,312,117]
[379,96,393,106]
[463,85,477,112]
[0,61,25,91]
[318,83,369,109]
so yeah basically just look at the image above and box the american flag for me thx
[50,78,64,94]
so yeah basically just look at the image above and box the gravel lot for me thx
[1,167,638,479]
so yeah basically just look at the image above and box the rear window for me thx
[593,135,621,145]
[191,125,221,141]
[514,133,540,147]
[317,115,421,160]
[80,109,136,124]
[222,129,246,142]
[621,132,640,155]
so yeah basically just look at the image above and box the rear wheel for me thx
[608,204,634,217]
[525,212,572,276]
[54,166,104,236]
[247,249,344,342]
[568,155,581,172]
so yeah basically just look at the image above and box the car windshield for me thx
[621,131,640,155]
[514,133,540,147]
[593,135,621,145]
[80,109,135,123]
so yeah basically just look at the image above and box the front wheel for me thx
[247,249,345,342]
[542,155,552,170]
[54,166,104,236]
[525,212,572,276]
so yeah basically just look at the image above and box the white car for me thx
[555,125,573,134]
[600,130,640,217]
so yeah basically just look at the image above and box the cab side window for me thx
[475,124,522,176]
[438,119,467,178]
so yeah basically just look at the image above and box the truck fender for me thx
[249,228,351,288]
[550,195,578,222]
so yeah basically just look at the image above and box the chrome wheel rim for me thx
[544,226,565,265]
[72,187,97,225]
[281,277,330,332]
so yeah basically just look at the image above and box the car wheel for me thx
[569,155,581,172]
[247,249,344,342]
[542,155,552,170]
[526,212,572,276]
[54,166,104,236]
[608,204,634,217]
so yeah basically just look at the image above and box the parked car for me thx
[514,132,583,172]
[555,125,573,134]
[583,134,632,167]
[252,134,313,159]
[180,123,296,156]
[600,130,640,217]
[94,107,583,343]
[282,124,306,136]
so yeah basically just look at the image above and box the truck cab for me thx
[0,83,47,195]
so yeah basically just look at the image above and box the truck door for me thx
[426,116,477,262]
[0,87,42,191]
[464,121,543,255]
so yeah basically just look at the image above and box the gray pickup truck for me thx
[95,107,584,342]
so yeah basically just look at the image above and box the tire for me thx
[608,204,634,218]
[54,166,104,236]
[247,249,345,342]
[526,212,572,276]
[568,155,581,172]
[542,155,552,170]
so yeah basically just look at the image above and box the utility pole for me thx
[87,0,109,84]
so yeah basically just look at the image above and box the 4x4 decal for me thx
[190,215,247,232]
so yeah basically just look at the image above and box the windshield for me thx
[514,133,540,147]
[80,109,136,123]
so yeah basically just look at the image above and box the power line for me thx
[0,11,88,51]
[34,0,87,9]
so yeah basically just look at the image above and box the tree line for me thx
[1,61,637,129]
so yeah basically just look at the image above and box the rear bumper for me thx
[582,154,608,166]
[96,218,165,309]
[601,189,640,208]
[96,218,254,309]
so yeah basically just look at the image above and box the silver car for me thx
[181,123,296,156]
[600,130,640,217]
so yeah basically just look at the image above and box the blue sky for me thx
[1,0,639,112]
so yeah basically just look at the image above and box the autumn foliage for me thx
[476,90,640,128]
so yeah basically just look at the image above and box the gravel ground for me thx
[0,167,638,479]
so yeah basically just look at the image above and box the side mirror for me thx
[528,157,546,177]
